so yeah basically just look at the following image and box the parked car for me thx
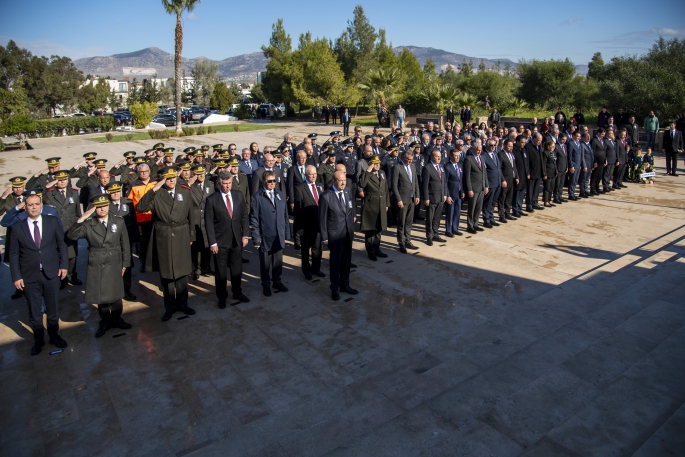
[169,109,188,123]
[258,103,286,118]
[111,114,126,126]
[72,112,87,117]
[189,108,205,121]
[152,114,176,127]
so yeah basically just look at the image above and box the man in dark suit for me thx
[663,121,684,176]
[444,149,465,236]
[498,139,518,222]
[251,170,291,296]
[567,131,583,200]
[482,139,502,228]
[250,153,286,197]
[189,165,214,279]
[205,171,250,307]
[591,128,607,195]
[602,130,617,192]
[463,143,488,234]
[239,148,260,192]
[341,107,351,136]
[554,134,568,204]
[613,130,629,188]
[9,192,69,355]
[319,171,357,301]
[421,150,447,245]
[391,149,420,252]
[293,166,326,279]
[511,135,530,217]
[525,133,544,211]
[463,106,473,126]
[446,105,455,126]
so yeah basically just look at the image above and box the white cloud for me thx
[650,27,685,36]
[0,36,107,59]
[560,17,583,25]
[187,12,198,20]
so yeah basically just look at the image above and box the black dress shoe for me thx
[162,312,173,322]
[673,173,679,177]
[374,251,388,258]
[466,228,477,234]
[405,243,419,250]
[49,336,67,348]
[304,273,313,280]
[533,204,544,210]
[218,299,227,309]
[505,214,516,220]
[124,292,137,301]
[192,272,199,281]
[518,211,528,216]
[242,258,249,264]
[475,227,484,232]
[11,289,23,300]
[332,290,340,301]
[60,280,67,290]
[95,326,108,338]
[483,222,493,229]
[368,252,378,261]
[491,221,500,226]
[432,236,446,242]
[525,207,535,212]
[263,287,272,297]
[399,245,407,254]
[116,320,132,329]
[426,239,433,246]
[314,271,326,277]
[350,263,357,268]
[499,217,508,223]
[273,283,288,292]
[233,293,250,303]
[69,277,83,286]
[341,285,358,295]
[31,340,45,355]
[180,307,196,315]
[561,198,569,202]
[454,230,463,236]
[444,232,454,238]
[293,243,301,250]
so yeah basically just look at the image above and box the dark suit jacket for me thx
[555,143,568,173]
[250,167,285,197]
[287,163,308,203]
[391,161,419,204]
[591,136,607,163]
[319,187,354,244]
[525,142,544,179]
[204,190,249,248]
[482,150,503,188]
[512,146,529,191]
[498,150,517,185]
[250,188,291,251]
[567,140,582,170]
[463,153,487,193]
[421,162,447,203]
[605,139,617,164]
[444,161,464,197]
[293,181,324,235]
[663,130,683,153]
[581,142,594,170]
[9,215,68,283]
[616,140,628,165]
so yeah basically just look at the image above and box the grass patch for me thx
[88,123,282,143]
[352,116,381,127]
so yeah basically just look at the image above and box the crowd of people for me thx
[2,113,682,355]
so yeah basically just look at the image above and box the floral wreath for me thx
[637,161,654,184]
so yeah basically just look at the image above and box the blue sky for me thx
[1,0,684,65]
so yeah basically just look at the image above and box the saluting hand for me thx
[187,175,198,185]
[153,178,166,192]
[2,187,12,198]
[45,180,58,189]
[77,207,97,223]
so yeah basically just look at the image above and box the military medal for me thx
[348,200,353,209]
[177,193,183,202]
[205,187,210,194]
[121,204,128,212]
[111,224,117,233]
[68,197,74,204]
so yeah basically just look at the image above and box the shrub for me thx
[233,103,252,120]
[148,129,171,140]
[207,126,216,134]
[182,126,194,136]
[196,126,207,135]
[233,124,240,132]
[125,134,133,141]
[0,115,116,138]
[105,133,114,142]
[129,101,158,129]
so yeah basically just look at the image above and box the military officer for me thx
[308,133,322,166]
[189,164,214,279]
[26,157,71,190]
[177,161,192,186]
[43,170,83,288]
[106,182,138,301]
[67,194,132,338]
[317,147,337,189]
[227,157,250,215]
[110,151,138,192]
[69,152,98,182]
[136,166,196,322]
[3,176,28,299]
[358,155,390,260]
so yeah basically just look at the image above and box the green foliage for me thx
[129,101,158,128]
[261,19,295,109]
[105,133,114,142]
[249,83,267,103]
[598,37,685,119]
[461,70,520,108]
[0,77,29,123]
[517,58,585,109]
[108,89,120,111]
[0,115,115,137]
[333,5,377,82]
[209,82,234,112]
[182,126,195,136]
[233,102,252,120]
[195,126,207,135]
[291,33,349,105]
[587,52,605,80]
[191,58,220,105]
[77,78,110,112]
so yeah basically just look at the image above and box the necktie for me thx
[33,221,41,249]
[102,220,107,228]
[61,190,66,199]
[311,183,319,205]
[435,164,441,179]
[406,165,412,182]
[225,194,233,218]
[116,203,120,212]
[268,191,274,205]
[169,191,174,199]
[300,167,304,179]
[17,196,22,204]
[476,156,481,168]
[247,161,252,171]
[338,191,344,207]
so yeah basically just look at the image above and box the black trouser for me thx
[387,199,398,226]
[613,163,627,186]
[191,236,210,273]
[214,244,243,299]
[97,299,124,328]
[425,201,444,239]
[160,276,188,313]
[343,122,350,136]
[498,181,514,217]
[24,272,60,341]
[258,238,283,288]
[123,266,132,294]
[665,151,678,174]
[467,191,483,230]
[138,221,152,269]
[364,230,382,254]
[591,162,605,192]
[526,178,541,208]
[553,172,565,201]
[543,176,555,203]
[300,231,322,276]
[602,163,615,189]
[396,200,415,245]
[67,256,77,281]
[329,237,352,291]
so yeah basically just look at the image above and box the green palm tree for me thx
[357,68,400,107]
[162,0,200,132]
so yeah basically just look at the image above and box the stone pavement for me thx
[1,122,684,456]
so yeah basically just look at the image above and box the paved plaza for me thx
[1,122,684,456]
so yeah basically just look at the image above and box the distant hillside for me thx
[73,46,588,80]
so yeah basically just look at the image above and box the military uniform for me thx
[107,182,139,300]
[189,166,214,277]
[26,157,75,190]
[231,172,250,214]
[43,176,82,286]
[3,178,28,300]
[359,158,390,259]
[136,167,196,320]
[317,162,336,189]
[67,194,131,337]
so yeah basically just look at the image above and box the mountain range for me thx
[73,46,587,81]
